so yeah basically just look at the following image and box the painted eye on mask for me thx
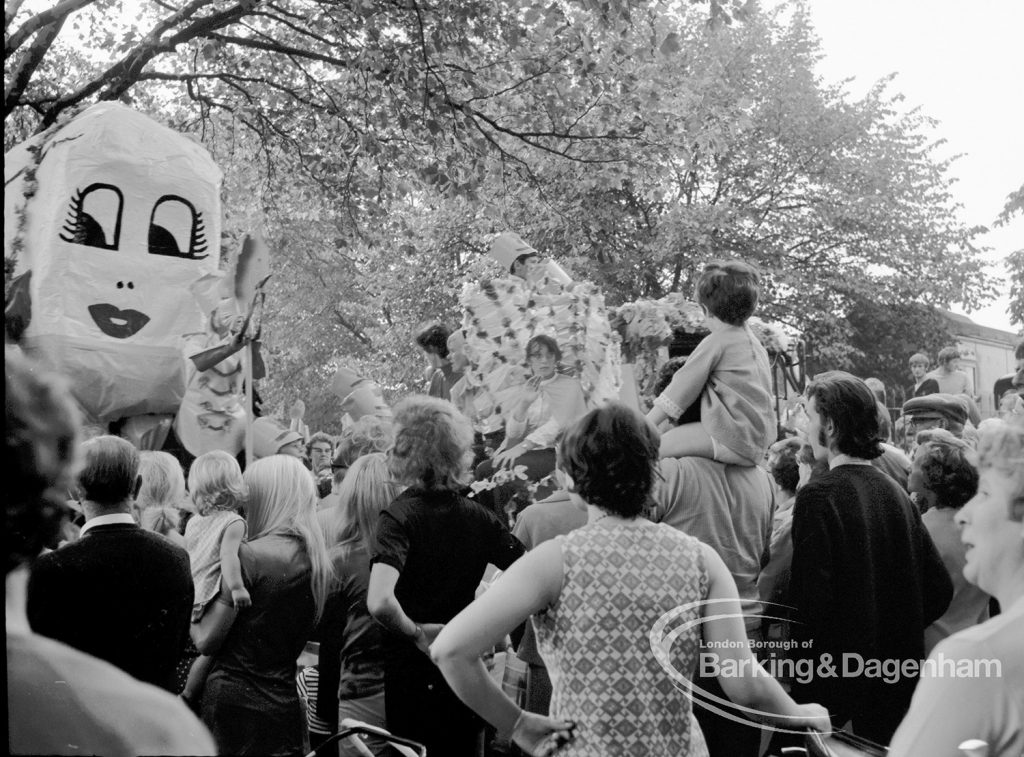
[148,195,209,259]
[59,183,124,249]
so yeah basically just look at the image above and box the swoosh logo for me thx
[87,304,150,339]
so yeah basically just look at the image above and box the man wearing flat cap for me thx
[901,393,970,451]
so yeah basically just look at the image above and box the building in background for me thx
[940,311,1019,416]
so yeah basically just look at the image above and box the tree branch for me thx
[5,0,27,32]
[4,13,68,119]
[332,307,373,347]
[5,0,93,57]
[206,30,353,68]
[38,0,249,126]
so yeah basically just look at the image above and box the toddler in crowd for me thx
[646,259,775,465]
[181,450,249,704]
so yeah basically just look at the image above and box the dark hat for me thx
[902,393,968,426]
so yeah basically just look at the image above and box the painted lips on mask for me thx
[88,303,150,338]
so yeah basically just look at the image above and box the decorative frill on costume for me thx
[458,274,621,435]
[609,293,707,409]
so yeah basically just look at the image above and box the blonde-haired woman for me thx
[889,416,1024,756]
[316,453,403,755]
[367,395,526,756]
[136,451,188,547]
[193,454,334,757]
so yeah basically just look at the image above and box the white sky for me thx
[805,0,1023,333]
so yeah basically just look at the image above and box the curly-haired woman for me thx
[367,395,525,756]
[907,428,987,654]
[433,403,828,756]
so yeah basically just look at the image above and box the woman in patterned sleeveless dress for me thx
[433,403,830,756]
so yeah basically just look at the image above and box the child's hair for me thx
[188,450,246,516]
[696,260,761,326]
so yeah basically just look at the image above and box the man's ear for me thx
[824,418,837,446]
[132,474,143,501]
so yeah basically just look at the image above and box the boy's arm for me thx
[219,519,250,607]
[652,334,720,420]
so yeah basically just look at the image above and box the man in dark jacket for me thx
[788,372,953,744]
[27,435,194,692]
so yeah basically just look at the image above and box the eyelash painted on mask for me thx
[190,212,208,258]
[148,195,209,259]
[58,184,123,249]
[58,188,86,243]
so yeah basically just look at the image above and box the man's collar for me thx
[79,512,137,537]
[828,453,872,469]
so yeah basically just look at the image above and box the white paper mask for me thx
[4,102,222,423]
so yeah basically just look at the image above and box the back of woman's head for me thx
[388,395,473,490]
[243,455,334,619]
[188,450,245,515]
[244,455,316,538]
[329,453,402,552]
[140,505,181,537]
[913,429,978,510]
[137,451,186,511]
[557,403,659,518]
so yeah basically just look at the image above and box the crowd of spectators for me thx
[7,320,1024,756]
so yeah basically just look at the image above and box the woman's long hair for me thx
[328,453,402,555]
[243,455,334,620]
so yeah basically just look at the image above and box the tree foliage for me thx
[841,300,953,401]
[996,183,1024,328]
[5,0,997,431]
